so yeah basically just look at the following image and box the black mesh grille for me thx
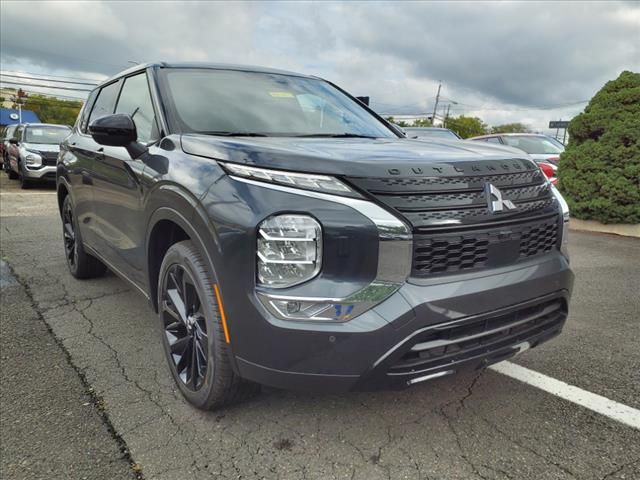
[347,163,560,276]
[37,151,58,166]
[389,298,566,376]
[412,216,558,276]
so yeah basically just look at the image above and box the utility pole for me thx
[431,81,442,126]
[444,104,451,127]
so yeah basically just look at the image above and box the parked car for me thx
[469,133,562,185]
[58,62,573,410]
[6,123,71,188]
[404,127,461,140]
[469,133,564,164]
[1,124,19,171]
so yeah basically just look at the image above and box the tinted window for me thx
[79,89,99,132]
[115,73,158,143]
[88,81,120,125]
[161,69,396,138]
[25,126,71,144]
[486,137,502,144]
[14,126,23,141]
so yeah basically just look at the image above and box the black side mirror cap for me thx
[9,138,18,145]
[89,114,147,159]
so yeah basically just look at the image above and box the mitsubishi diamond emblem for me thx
[485,183,516,213]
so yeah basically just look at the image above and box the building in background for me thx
[0,107,40,127]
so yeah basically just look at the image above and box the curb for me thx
[569,219,640,238]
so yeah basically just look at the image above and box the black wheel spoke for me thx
[161,263,210,392]
[62,205,76,268]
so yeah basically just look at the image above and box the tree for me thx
[23,94,83,126]
[558,71,640,224]
[445,115,488,138]
[386,116,409,127]
[491,122,529,134]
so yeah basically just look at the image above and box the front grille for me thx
[388,298,566,376]
[346,161,560,276]
[40,152,58,167]
[412,216,558,275]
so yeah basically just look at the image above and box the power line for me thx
[0,79,92,92]
[0,73,98,86]
[0,69,105,82]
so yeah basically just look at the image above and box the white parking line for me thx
[490,361,640,430]
[0,192,56,195]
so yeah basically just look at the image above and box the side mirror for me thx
[9,138,18,145]
[88,114,147,159]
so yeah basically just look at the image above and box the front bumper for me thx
[23,165,56,181]
[233,252,574,391]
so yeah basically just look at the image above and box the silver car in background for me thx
[6,123,71,188]
[468,133,565,164]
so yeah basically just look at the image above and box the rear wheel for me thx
[62,195,106,279]
[158,240,259,410]
[7,163,18,179]
[19,171,31,189]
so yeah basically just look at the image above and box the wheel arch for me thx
[146,203,221,313]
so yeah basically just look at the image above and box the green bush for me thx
[558,71,640,224]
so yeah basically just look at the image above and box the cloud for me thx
[1,0,638,130]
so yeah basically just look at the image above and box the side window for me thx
[14,126,23,141]
[88,81,121,126]
[486,137,502,144]
[79,89,99,132]
[115,73,158,144]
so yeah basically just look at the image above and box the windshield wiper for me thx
[195,131,269,137]
[294,133,379,139]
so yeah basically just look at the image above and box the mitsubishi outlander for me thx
[57,63,574,409]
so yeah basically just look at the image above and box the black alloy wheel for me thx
[161,263,209,391]
[157,240,259,410]
[60,195,106,279]
[63,198,78,270]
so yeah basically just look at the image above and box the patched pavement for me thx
[1,174,639,480]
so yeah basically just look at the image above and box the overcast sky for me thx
[1,1,639,131]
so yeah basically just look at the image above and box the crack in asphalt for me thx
[3,261,144,479]
[600,457,640,480]
[479,416,579,479]
[438,370,489,480]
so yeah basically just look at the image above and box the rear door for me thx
[90,71,160,287]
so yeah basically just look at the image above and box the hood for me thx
[180,134,537,178]
[21,142,60,153]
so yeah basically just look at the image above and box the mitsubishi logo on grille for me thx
[485,183,516,213]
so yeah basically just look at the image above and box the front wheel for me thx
[158,240,259,410]
[61,195,106,279]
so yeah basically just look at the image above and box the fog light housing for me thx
[257,214,322,288]
[25,152,42,167]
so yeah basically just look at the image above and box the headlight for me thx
[25,151,42,167]
[221,162,356,196]
[551,185,570,260]
[257,214,322,288]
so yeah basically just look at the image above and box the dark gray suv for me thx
[57,63,574,410]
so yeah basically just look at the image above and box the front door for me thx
[89,71,160,288]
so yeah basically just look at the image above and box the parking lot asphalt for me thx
[1,174,639,480]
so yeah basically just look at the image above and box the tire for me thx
[20,171,31,189]
[61,195,107,279]
[158,240,259,410]
[7,165,18,179]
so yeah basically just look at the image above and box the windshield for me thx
[161,69,396,138]
[25,126,70,144]
[502,135,564,154]
[405,128,459,140]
